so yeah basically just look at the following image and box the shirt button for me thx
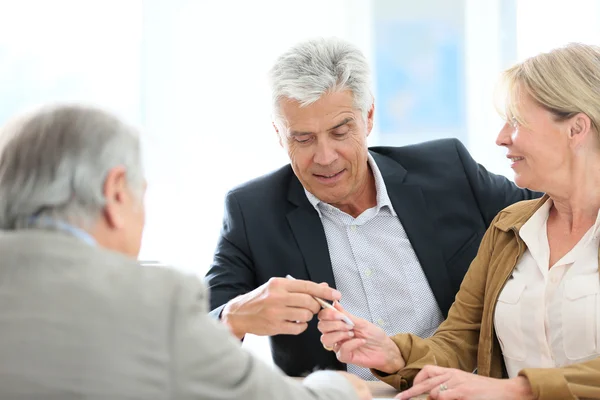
[350,225,357,231]
[550,276,559,284]
[377,319,385,327]
[365,268,373,277]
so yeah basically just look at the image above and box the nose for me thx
[313,138,339,166]
[496,122,513,147]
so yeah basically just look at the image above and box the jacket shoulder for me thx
[370,138,461,158]
[499,198,542,214]
[494,196,548,231]
[370,138,465,167]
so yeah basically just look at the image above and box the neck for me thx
[332,165,377,218]
[89,220,129,255]
[547,156,600,231]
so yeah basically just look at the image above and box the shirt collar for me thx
[519,197,553,245]
[28,216,96,246]
[304,153,396,217]
[520,197,600,247]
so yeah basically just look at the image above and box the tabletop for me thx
[292,377,399,399]
[365,379,400,398]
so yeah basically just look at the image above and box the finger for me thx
[320,331,355,348]
[318,302,359,327]
[278,321,309,335]
[332,341,342,353]
[318,307,351,323]
[413,365,450,385]
[317,319,353,334]
[286,279,342,301]
[335,338,368,364]
[285,293,322,314]
[428,379,449,399]
[333,301,360,325]
[283,307,315,323]
[398,374,448,400]
[435,388,459,400]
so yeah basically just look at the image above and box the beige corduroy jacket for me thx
[374,196,600,400]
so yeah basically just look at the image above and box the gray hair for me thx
[269,37,373,126]
[0,104,144,230]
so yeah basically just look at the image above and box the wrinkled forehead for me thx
[276,90,360,130]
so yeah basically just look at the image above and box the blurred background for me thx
[2,0,599,360]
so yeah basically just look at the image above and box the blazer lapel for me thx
[372,152,455,316]
[286,177,337,289]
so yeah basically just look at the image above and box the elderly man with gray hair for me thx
[206,37,541,379]
[0,105,371,400]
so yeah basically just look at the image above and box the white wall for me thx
[517,0,600,59]
[139,0,374,273]
[466,0,600,179]
[0,0,142,124]
[464,0,515,178]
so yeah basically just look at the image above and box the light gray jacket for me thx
[0,230,356,399]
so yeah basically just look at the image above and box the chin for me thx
[513,173,527,188]
[514,177,539,192]
[314,191,346,205]
[513,179,527,189]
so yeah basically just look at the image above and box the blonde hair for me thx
[497,43,600,133]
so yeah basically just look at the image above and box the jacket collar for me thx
[493,194,550,232]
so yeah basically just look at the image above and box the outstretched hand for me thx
[317,301,405,374]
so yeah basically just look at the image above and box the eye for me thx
[294,136,313,144]
[332,127,350,137]
[510,118,519,128]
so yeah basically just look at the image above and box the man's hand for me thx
[221,277,342,339]
[318,302,405,374]
[336,371,372,400]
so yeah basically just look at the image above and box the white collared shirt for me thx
[495,198,600,378]
[305,154,443,380]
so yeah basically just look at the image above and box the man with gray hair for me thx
[0,105,371,400]
[206,37,541,379]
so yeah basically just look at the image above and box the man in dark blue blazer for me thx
[205,38,540,379]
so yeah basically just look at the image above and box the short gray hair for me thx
[0,104,145,230]
[269,37,373,125]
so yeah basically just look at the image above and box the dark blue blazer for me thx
[205,138,541,377]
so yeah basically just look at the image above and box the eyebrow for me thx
[328,117,353,131]
[289,117,354,137]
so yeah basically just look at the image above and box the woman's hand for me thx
[317,301,405,374]
[396,365,535,400]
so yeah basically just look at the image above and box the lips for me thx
[507,155,524,162]
[314,170,344,179]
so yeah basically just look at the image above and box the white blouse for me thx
[494,199,600,378]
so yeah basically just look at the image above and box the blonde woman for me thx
[317,43,600,400]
